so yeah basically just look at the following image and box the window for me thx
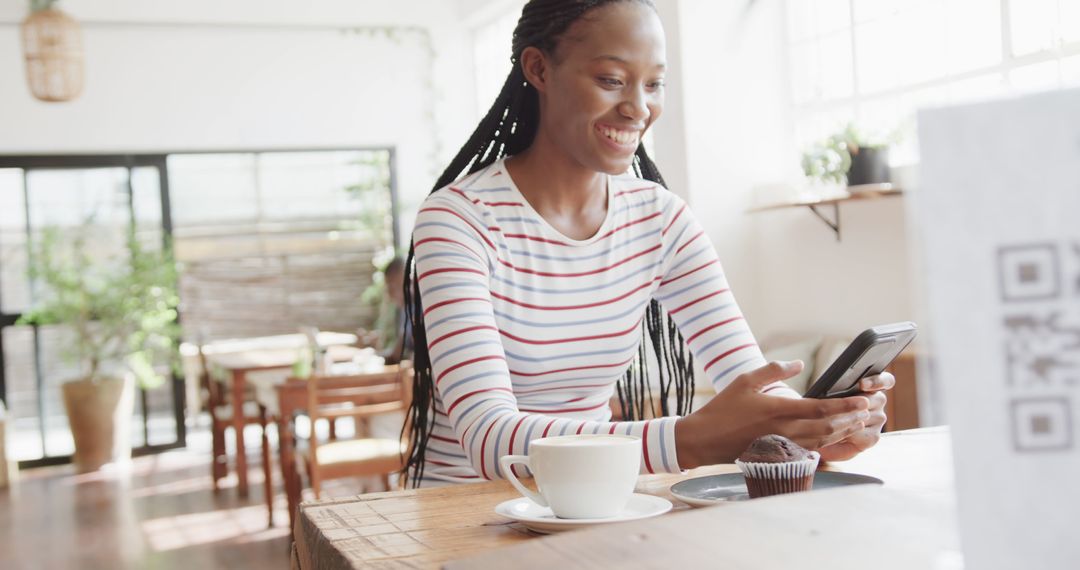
[0,148,397,466]
[167,149,397,341]
[0,157,179,464]
[787,0,1080,165]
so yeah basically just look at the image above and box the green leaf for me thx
[21,223,181,390]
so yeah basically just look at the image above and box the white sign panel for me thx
[914,89,1080,570]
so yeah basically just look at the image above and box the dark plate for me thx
[670,471,884,507]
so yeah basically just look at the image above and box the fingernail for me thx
[857,411,870,421]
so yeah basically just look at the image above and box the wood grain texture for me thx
[448,486,957,570]
[296,483,536,569]
[295,427,954,570]
[884,352,921,431]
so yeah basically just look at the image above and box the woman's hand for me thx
[674,361,871,469]
[817,372,895,462]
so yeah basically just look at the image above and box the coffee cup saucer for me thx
[494,493,672,534]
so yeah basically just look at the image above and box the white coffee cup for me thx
[499,434,641,519]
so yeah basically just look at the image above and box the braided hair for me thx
[402,0,694,487]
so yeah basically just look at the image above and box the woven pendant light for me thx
[21,2,84,102]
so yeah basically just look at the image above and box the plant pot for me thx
[847,146,891,186]
[60,376,135,473]
[0,400,14,488]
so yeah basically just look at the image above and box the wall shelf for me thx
[747,183,903,241]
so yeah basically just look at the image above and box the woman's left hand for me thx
[817,372,895,462]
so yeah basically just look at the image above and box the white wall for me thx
[2,0,919,357]
[648,0,690,202]
[748,198,915,336]
[672,0,793,335]
[0,0,479,240]
[669,0,915,343]
[456,0,523,27]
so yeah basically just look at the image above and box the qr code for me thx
[1002,312,1080,388]
[998,244,1060,302]
[997,242,1079,453]
[1011,397,1072,453]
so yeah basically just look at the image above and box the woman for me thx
[403,0,892,486]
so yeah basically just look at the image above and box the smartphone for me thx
[803,322,917,399]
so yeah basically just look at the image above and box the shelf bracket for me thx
[807,203,841,241]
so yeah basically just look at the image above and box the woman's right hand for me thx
[674,361,871,469]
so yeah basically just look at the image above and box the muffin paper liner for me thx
[735,452,821,498]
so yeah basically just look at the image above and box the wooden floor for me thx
[0,427,380,569]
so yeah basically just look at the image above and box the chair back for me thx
[196,341,226,409]
[305,362,413,429]
[301,362,414,494]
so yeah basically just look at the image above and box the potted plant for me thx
[18,225,180,472]
[801,123,894,187]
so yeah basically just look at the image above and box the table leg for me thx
[259,404,274,528]
[279,413,302,536]
[210,410,227,491]
[232,369,249,498]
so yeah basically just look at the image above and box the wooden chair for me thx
[196,344,270,496]
[299,363,413,498]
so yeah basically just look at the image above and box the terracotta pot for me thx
[0,401,14,487]
[60,376,135,473]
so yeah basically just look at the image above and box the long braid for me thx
[627,145,695,418]
[403,0,694,487]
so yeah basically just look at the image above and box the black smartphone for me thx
[803,322,917,399]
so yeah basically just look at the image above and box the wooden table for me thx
[203,332,357,498]
[272,378,309,533]
[292,427,957,569]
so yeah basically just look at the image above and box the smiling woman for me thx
[515,2,667,181]
[402,0,891,487]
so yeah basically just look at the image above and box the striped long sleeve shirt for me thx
[412,159,777,485]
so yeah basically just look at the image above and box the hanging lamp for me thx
[21,0,84,102]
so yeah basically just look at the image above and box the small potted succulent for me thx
[801,123,893,187]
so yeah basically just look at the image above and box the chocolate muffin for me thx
[738,434,814,463]
[735,435,820,498]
